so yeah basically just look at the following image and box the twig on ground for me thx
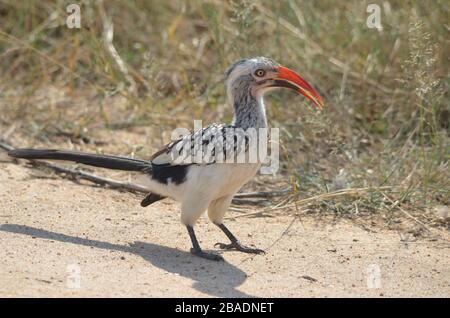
[292,186,399,205]
[227,186,401,219]
[226,195,296,219]
[0,140,14,152]
[380,191,432,233]
[234,187,292,198]
[231,198,272,206]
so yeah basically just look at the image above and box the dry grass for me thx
[0,1,448,232]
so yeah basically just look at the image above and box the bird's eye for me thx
[254,69,266,77]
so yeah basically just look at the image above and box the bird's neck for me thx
[230,91,268,129]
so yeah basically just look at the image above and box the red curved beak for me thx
[274,66,324,110]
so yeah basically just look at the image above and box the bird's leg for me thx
[186,225,224,261]
[214,223,265,254]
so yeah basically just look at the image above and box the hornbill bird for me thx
[9,57,324,261]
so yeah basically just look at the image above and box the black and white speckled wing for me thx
[150,123,251,167]
[148,123,252,185]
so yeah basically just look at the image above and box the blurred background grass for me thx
[0,0,448,229]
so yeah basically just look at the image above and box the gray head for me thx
[224,57,324,110]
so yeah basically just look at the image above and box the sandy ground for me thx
[0,162,449,297]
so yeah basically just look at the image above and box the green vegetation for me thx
[0,1,448,231]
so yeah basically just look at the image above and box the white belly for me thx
[184,163,260,200]
[137,163,260,202]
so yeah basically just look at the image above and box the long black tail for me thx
[8,149,152,172]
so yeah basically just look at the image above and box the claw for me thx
[214,242,229,249]
[214,242,265,254]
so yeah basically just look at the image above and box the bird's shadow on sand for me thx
[0,224,253,298]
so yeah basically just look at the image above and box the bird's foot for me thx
[214,242,265,254]
[190,248,224,261]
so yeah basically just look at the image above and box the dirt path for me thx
[0,162,449,297]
